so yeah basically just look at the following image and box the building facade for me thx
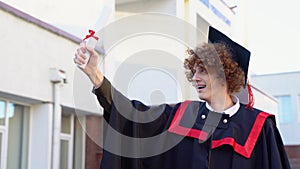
[0,2,106,169]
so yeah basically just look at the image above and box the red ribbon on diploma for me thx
[83,30,99,41]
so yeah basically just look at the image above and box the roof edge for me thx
[0,1,81,44]
[0,2,105,54]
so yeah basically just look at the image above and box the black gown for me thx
[93,77,291,169]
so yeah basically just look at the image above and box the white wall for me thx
[2,0,114,37]
[189,0,234,33]
[28,103,53,169]
[111,1,196,103]
[116,0,176,15]
[0,8,100,114]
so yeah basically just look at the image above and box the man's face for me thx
[192,65,225,103]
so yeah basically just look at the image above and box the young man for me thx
[74,26,291,169]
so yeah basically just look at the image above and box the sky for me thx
[246,0,300,75]
[3,0,300,75]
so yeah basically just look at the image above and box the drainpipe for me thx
[50,68,67,169]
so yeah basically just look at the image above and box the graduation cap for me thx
[208,26,250,85]
[208,26,254,109]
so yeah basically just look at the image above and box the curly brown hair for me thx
[184,42,245,94]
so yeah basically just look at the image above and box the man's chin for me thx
[197,95,207,102]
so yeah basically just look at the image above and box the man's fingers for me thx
[74,53,86,65]
[76,48,87,59]
[80,46,87,54]
[86,46,95,56]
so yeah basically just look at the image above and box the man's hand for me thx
[74,42,104,88]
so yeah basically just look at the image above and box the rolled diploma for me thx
[78,37,98,69]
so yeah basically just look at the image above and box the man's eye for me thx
[200,69,206,73]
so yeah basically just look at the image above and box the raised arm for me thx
[74,43,114,115]
[74,44,179,138]
[73,43,163,117]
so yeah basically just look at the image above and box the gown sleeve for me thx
[93,77,114,121]
[264,117,291,169]
[93,76,178,137]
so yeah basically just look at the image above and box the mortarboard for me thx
[208,26,250,86]
[208,26,254,109]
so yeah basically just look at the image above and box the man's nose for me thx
[192,73,198,81]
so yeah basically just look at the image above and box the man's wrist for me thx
[90,69,104,89]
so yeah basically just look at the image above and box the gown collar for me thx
[205,95,240,117]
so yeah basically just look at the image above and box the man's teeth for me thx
[197,85,206,89]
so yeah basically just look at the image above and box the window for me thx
[0,133,2,167]
[7,104,29,169]
[60,140,69,169]
[0,100,6,169]
[275,95,293,123]
[60,113,74,169]
[59,113,85,169]
[0,101,6,125]
[73,116,85,169]
[298,95,300,122]
[0,99,29,169]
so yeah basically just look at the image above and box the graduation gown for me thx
[93,77,291,169]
